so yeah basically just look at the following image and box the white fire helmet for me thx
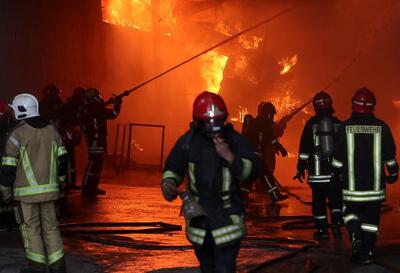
[9,93,40,120]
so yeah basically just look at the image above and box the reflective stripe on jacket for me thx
[2,121,67,203]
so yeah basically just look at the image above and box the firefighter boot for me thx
[331,224,342,239]
[351,234,363,262]
[270,188,288,203]
[313,228,329,239]
[49,258,67,273]
[20,260,45,273]
[363,250,377,265]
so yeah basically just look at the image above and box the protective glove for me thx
[274,142,288,157]
[279,146,288,157]
[293,169,305,183]
[161,179,178,201]
[386,173,398,184]
[59,175,66,198]
[0,185,13,204]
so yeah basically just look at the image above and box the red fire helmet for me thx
[0,99,8,115]
[352,87,376,114]
[313,91,333,111]
[192,91,228,121]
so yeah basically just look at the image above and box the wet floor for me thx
[2,164,400,273]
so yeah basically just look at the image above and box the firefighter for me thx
[161,91,256,273]
[0,93,68,273]
[331,88,398,263]
[39,84,64,128]
[0,99,17,230]
[295,91,343,239]
[81,88,122,197]
[60,87,85,191]
[244,101,288,203]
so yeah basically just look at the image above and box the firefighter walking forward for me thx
[0,93,69,273]
[161,91,256,273]
[295,91,343,239]
[331,88,399,264]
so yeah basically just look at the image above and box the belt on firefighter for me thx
[342,189,385,202]
[309,175,332,183]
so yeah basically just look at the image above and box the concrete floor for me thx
[1,163,400,273]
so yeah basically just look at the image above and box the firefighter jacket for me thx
[297,114,342,183]
[0,117,68,203]
[0,113,17,156]
[163,124,256,247]
[39,99,64,130]
[244,116,285,173]
[331,113,399,202]
[81,102,120,153]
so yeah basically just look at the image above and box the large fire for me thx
[279,54,298,75]
[200,51,229,94]
[101,0,175,32]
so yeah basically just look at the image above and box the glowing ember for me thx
[238,35,263,49]
[200,50,229,94]
[101,0,175,32]
[132,139,144,152]
[279,54,298,75]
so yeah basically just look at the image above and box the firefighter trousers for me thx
[82,151,104,194]
[194,229,241,273]
[65,144,77,186]
[19,201,65,267]
[343,201,381,254]
[311,182,342,230]
[243,156,282,202]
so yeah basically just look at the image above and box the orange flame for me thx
[101,0,175,32]
[263,89,310,120]
[230,106,249,123]
[238,35,263,49]
[279,54,298,75]
[215,21,234,36]
[215,21,263,49]
[200,51,229,94]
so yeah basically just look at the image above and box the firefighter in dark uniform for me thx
[81,88,122,196]
[295,91,343,239]
[331,88,398,263]
[60,87,85,190]
[244,101,288,202]
[0,99,17,230]
[39,84,64,129]
[161,91,256,273]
